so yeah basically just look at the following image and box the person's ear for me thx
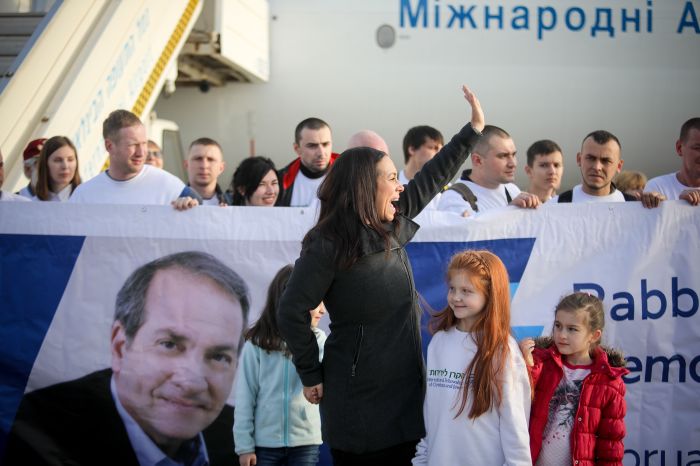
[111,322,127,373]
[407,145,417,160]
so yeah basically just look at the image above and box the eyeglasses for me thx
[147,151,162,158]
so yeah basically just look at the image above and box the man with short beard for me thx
[277,117,339,207]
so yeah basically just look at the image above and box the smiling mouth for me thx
[160,396,207,411]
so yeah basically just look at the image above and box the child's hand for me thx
[239,453,257,466]
[519,338,535,366]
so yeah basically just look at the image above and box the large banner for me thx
[1,202,698,465]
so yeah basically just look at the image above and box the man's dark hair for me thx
[526,139,562,167]
[294,118,330,144]
[581,130,621,150]
[679,117,700,143]
[103,110,142,141]
[402,125,444,163]
[114,251,249,351]
[189,137,223,152]
[473,125,511,157]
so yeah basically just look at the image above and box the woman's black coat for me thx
[278,123,481,454]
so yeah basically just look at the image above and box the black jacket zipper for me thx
[351,324,364,377]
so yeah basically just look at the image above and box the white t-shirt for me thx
[32,184,73,202]
[1,191,31,202]
[646,172,696,200]
[399,169,442,211]
[536,362,592,466]
[413,327,532,466]
[437,179,521,216]
[69,165,186,205]
[289,171,325,207]
[201,195,221,206]
[549,184,625,203]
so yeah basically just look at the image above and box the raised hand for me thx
[462,85,485,133]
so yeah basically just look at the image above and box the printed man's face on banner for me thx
[111,266,243,449]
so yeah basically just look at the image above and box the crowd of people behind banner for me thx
[1,87,699,466]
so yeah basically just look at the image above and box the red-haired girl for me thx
[413,250,532,465]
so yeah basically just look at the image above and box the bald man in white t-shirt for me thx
[438,125,539,216]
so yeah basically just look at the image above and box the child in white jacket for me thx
[234,265,326,466]
[413,250,532,466]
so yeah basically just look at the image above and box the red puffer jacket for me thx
[529,337,629,466]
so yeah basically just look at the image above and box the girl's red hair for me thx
[430,249,512,419]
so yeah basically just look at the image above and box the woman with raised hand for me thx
[278,85,485,465]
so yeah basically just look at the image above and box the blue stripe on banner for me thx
[406,238,536,356]
[511,326,546,341]
[510,282,519,299]
[0,234,85,452]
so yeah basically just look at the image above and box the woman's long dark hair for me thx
[245,264,293,354]
[302,147,398,270]
[230,156,277,205]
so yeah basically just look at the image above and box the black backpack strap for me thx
[448,183,479,212]
[557,190,573,203]
[505,188,513,204]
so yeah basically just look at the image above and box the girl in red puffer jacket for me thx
[520,292,629,466]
